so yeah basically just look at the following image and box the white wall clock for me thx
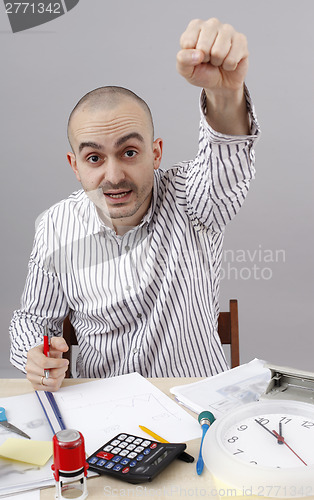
[203,365,314,499]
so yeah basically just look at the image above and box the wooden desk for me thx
[0,378,218,500]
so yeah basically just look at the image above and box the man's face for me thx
[67,98,162,232]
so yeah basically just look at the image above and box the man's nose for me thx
[103,159,126,185]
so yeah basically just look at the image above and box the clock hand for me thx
[277,421,284,445]
[272,430,307,466]
[254,419,277,438]
[254,419,308,466]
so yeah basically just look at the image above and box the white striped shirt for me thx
[10,91,260,378]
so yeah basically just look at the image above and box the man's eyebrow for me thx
[115,132,144,148]
[79,141,104,153]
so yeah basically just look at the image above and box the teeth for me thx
[106,192,129,199]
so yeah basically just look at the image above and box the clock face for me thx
[203,400,314,498]
[223,410,314,468]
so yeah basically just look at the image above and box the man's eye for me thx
[87,155,100,163]
[124,150,137,158]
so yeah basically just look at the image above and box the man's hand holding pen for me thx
[25,336,69,392]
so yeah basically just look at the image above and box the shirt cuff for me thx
[199,85,261,143]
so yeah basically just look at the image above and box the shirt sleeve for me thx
[185,86,261,233]
[9,213,70,372]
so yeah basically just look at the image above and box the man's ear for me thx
[67,152,81,182]
[153,138,163,170]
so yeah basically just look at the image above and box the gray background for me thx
[1,0,313,377]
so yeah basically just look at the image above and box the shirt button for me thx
[133,348,139,354]
[125,245,130,252]
[137,313,142,319]
[125,285,131,291]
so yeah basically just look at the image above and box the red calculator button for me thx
[96,451,114,460]
[122,467,130,474]
[150,442,158,449]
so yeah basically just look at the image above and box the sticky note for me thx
[0,438,52,466]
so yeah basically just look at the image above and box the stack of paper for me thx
[170,359,271,417]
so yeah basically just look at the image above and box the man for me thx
[10,18,260,391]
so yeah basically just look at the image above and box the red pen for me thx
[44,325,50,379]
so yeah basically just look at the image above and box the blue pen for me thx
[196,411,215,475]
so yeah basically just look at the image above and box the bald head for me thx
[67,86,154,150]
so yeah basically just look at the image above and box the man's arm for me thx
[9,214,69,392]
[176,18,250,135]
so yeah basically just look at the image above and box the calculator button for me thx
[111,440,120,446]
[119,441,128,448]
[111,447,122,454]
[120,450,129,457]
[113,464,123,471]
[88,457,98,464]
[136,454,144,461]
[142,440,151,447]
[96,459,106,466]
[134,446,144,453]
[122,467,130,474]
[112,455,122,463]
[96,451,114,460]
[143,448,151,455]
[134,438,142,445]
[126,444,136,451]
[118,434,128,440]
[105,461,115,469]
[150,442,158,449]
[129,460,137,467]
[120,458,130,465]
[103,445,113,452]
[127,452,137,459]
[126,436,135,443]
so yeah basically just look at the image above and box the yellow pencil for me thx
[139,425,168,443]
[139,425,194,463]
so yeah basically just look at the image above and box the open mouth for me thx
[103,190,132,202]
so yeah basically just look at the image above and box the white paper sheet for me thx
[53,372,201,455]
[170,359,271,417]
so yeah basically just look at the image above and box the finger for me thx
[50,336,69,353]
[194,18,222,63]
[29,372,65,392]
[179,18,204,49]
[26,347,69,374]
[208,24,236,67]
[176,49,205,80]
[221,33,249,71]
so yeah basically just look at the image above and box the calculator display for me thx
[87,433,186,484]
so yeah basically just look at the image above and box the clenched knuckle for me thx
[189,18,203,28]
[206,17,220,28]
[221,23,234,34]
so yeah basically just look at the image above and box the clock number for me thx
[280,417,292,425]
[233,448,244,455]
[301,420,314,429]
[237,425,248,431]
[227,436,238,443]
[255,417,269,425]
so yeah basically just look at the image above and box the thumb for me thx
[50,336,69,353]
[176,49,204,79]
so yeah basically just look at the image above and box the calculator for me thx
[87,432,186,484]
